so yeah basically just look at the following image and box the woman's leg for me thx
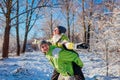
[51,69,60,80]
[72,62,85,80]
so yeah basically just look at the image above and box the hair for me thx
[38,40,51,50]
[57,26,66,34]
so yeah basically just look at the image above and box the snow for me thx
[0,52,120,80]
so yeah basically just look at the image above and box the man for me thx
[38,40,85,80]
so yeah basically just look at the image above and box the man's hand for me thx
[32,39,40,44]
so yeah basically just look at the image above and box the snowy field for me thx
[0,51,120,80]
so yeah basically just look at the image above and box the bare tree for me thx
[16,0,20,56]
[82,0,86,43]
[58,0,73,39]
[66,0,71,39]
[21,0,36,53]
[21,0,50,53]
[50,9,53,37]
[1,0,12,58]
[71,11,75,42]
[86,0,94,49]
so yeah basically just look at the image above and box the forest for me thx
[0,0,120,80]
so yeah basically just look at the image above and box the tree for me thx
[76,0,88,43]
[86,0,94,48]
[0,0,52,57]
[21,0,50,53]
[65,0,71,39]
[58,0,72,39]
[16,0,20,56]
[84,0,94,50]
[21,0,36,53]
[1,0,12,58]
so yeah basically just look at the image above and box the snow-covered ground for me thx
[0,52,120,80]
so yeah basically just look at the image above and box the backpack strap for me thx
[52,48,62,58]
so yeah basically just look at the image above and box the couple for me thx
[38,26,85,80]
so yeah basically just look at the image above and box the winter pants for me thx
[51,64,85,80]
[51,69,60,80]
[72,62,85,80]
[58,75,75,80]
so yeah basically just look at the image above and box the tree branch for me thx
[11,4,52,21]
[0,1,6,16]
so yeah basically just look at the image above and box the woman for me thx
[38,40,85,80]
[49,26,89,50]
[49,26,76,50]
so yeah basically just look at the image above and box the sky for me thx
[1,0,119,41]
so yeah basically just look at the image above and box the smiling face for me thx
[53,27,60,35]
[40,44,49,53]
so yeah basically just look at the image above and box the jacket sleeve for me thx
[59,34,75,50]
[59,50,84,68]
[62,34,69,41]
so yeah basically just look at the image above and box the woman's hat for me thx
[57,26,66,34]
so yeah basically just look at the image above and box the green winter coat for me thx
[45,45,84,76]
[50,34,69,48]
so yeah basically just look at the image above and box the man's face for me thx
[40,44,49,53]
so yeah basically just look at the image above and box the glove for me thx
[32,39,40,44]
[64,42,74,50]
[57,42,62,47]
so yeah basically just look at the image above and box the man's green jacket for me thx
[45,45,84,76]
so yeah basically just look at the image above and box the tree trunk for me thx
[21,0,34,53]
[2,22,11,58]
[16,0,20,56]
[66,0,70,39]
[50,12,53,37]
[82,0,86,43]
[21,0,29,53]
[21,30,28,53]
[86,24,90,45]
[86,0,93,49]
[72,13,75,42]
[2,0,12,58]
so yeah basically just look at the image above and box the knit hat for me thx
[40,40,48,46]
[38,40,48,49]
[57,26,66,34]
[38,40,51,49]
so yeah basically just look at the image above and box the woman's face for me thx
[40,44,49,53]
[53,27,60,35]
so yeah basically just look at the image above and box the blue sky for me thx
[1,0,105,40]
